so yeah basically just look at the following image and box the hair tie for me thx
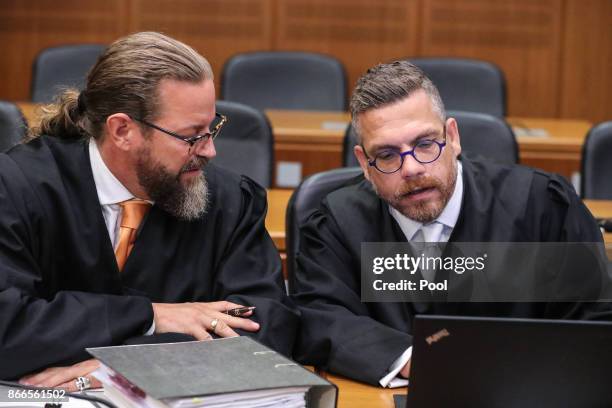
[77,92,87,114]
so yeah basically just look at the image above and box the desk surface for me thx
[266,189,292,251]
[326,374,399,408]
[266,109,590,145]
[18,103,590,148]
[17,103,592,180]
[266,191,612,249]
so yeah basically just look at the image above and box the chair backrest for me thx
[221,51,347,111]
[449,110,518,165]
[286,167,362,292]
[343,124,360,167]
[0,101,27,152]
[342,110,518,167]
[31,44,106,103]
[581,121,612,199]
[213,100,274,188]
[410,57,507,118]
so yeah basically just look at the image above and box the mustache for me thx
[394,176,442,199]
[180,157,209,173]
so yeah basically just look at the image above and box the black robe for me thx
[0,136,298,379]
[292,156,611,385]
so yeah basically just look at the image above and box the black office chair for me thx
[213,100,274,188]
[221,51,347,111]
[343,110,518,167]
[31,44,106,103]
[410,57,507,118]
[0,101,28,151]
[581,121,612,199]
[285,167,363,293]
[342,124,360,167]
[449,110,518,165]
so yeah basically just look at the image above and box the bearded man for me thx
[0,32,297,388]
[291,60,609,387]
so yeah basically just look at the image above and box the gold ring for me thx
[210,318,219,332]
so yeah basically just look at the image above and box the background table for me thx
[16,103,592,186]
[323,373,399,408]
[268,110,591,184]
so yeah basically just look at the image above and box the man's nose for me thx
[399,153,426,178]
[192,138,216,159]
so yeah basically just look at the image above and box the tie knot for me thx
[119,199,151,230]
[412,222,445,243]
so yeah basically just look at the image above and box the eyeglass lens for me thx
[188,114,224,154]
[376,141,443,173]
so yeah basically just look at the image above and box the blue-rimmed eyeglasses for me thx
[132,113,227,155]
[363,125,447,174]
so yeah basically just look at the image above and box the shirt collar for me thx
[89,139,135,206]
[389,160,464,240]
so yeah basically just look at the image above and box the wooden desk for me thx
[267,109,349,187]
[265,189,292,277]
[325,373,399,408]
[507,117,592,179]
[266,189,292,252]
[584,200,612,252]
[268,110,591,182]
[17,101,39,126]
[584,200,612,219]
[16,104,591,183]
[264,191,612,250]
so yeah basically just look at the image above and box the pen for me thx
[225,306,256,317]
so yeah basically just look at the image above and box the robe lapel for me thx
[50,138,124,291]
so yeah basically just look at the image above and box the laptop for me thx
[404,315,612,407]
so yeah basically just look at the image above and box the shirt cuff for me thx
[144,321,155,336]
[379,347,411,388]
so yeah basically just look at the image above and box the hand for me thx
[19,358,102,392]
[152,300,260,340]
[399,359,411,379]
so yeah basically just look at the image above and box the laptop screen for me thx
[406,315,612,407]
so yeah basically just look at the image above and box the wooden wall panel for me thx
[0,0,127,100]
[419,0,563,118]
[560,0,612,123]
[130,0,274,94]
[274,0,420,95]
[1,0,611,125]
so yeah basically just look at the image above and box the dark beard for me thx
[136,148,209,220]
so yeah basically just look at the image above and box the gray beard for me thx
[136,149,209,221]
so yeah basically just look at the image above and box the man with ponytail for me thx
[0,32,297,390]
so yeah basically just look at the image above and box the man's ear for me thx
[354,144,371,181]
[105,113,139,152]
[445,117,461,158]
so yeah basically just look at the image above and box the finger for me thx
[204,301,245,312]
[57,376,102,393]
[213,311,260,332]
[57,380,77,393]
[190,325,214,341]
[75,359,100,371]
[28,359,100,388]
[37,364,89,388]
[209,318,239,338]
[20,367,65,386]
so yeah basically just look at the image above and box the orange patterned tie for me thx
[115,199,151,271]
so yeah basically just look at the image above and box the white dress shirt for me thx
[89,139,155,335]
[379,161,464,388]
